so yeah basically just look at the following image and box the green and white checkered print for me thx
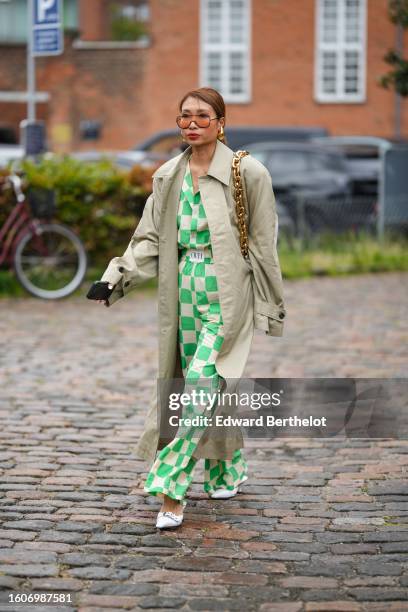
[203,450,248,495]
[144,160,248,501]
[177,159,211,250]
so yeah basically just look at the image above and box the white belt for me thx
[182,246,213,262]
[189,250,204,262]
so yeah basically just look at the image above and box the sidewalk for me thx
[0,272,407,611]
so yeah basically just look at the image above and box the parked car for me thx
[309,136,397,199]
[132,126,329,161]
[69,150,162,170]
[242,140,376,234]
[275,200,296,245]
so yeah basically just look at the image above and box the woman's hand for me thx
[95,283,114,306]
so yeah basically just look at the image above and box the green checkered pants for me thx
[143,247,248,501]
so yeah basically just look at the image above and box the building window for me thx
[200,0,251,103]
[315,0,367,103]
[0,0,78,44]
[0,0,27,43]
[109,1,150,42]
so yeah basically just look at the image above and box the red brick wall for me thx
[145,0,407,139]
[143,0,200,136]
[0,45,49,143]
[79,0,105,41]
[0,0,406,151]
[0,32,148,152]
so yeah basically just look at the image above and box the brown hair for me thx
[178,87,227,145]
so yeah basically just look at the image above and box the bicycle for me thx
[0,170,87,299]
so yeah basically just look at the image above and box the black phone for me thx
[86,281,115,301]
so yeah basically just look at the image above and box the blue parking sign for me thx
[32,0,63,56]
[34,0,60,26]
[33,27,62,55]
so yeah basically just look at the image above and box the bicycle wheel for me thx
[13,222,88,299]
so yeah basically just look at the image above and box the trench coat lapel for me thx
[151,138,234,187]
[153,148,188,379]
[156,167,183,379]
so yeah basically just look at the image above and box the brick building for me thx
[0,0,406,152]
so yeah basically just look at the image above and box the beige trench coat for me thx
[100,139,287,466]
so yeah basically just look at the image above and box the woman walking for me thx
[97,87,286,529]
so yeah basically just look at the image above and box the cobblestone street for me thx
[0,271,407,611]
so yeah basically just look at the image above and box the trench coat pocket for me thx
[254,297,286,337]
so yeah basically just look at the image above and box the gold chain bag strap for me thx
[232,150,250,258]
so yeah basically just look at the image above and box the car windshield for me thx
[145,135,184,154]
[341,145,379,159]
[268,151,309,174]
[260,150,347,174]
[249,150,270,165]
[308,152,347,171]
[315,142,380,159]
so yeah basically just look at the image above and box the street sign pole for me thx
[22,0,64,156]
[27,0,36,121]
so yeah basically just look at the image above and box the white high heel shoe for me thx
[156,500,187,529]
[209,476,248,499]
[210,486,240,499]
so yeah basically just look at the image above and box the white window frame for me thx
[314,0,367,103]
[0,0,27,44]
[200,0,252,104]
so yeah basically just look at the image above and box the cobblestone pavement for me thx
[0,271,407,612]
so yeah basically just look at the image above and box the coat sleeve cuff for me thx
[100,262,124,286]
[265,318,284,337]
[99,262,125,307]
[254,298,286,337]
[104,284,124,307]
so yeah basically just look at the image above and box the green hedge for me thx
[1,156,408,298]
[0,155,153,266]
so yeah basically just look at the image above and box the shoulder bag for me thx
[231,150,250,259]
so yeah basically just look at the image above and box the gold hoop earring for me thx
[218,125,224,139]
